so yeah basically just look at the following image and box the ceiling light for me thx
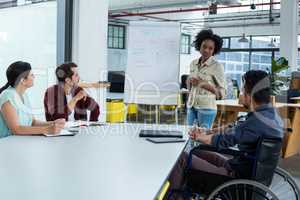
[238,33,249,43]
[268,38,276,47]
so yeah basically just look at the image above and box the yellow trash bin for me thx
[127,103,138,114]
[106,100,126,123]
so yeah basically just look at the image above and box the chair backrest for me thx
[252,137,282,186]
[108,71,125,93]
[180,74,188,89]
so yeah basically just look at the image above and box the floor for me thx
[127,106,300,188]
[279,154,300,187]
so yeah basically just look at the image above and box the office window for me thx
[181,34,191,54]
[108,25,125,49]
[222,37,230,49]
[0,1,57,120]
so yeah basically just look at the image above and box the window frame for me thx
[180,33,191,54]
[107,24,126,49]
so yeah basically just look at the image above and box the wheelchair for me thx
[168,135,300,200]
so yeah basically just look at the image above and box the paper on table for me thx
[64,121,88,128]
[64,121,105,128]
[44,129,76,137]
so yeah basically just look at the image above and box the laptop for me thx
[139,129,183,138]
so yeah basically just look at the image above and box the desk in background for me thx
[291,96,300,103]
[0,123,188,200]
[216,99,300,158]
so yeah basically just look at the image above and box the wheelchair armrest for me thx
[190,143,247,157]
[187,143,250,169]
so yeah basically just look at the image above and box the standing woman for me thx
[0,61,65,138]
[187,29,226,128]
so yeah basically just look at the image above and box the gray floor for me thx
[127,106,300,188]
[279,154,300,187]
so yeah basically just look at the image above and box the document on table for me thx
[64,121,105,128]
[44,129,76,137]
[64,121,87,128]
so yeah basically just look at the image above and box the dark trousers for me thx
[168,150,232,192]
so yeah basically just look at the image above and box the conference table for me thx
[0,123,189,200]
[216,99,300,158]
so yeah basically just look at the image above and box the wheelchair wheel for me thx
[269,167,300,200]
[207,179,279,200]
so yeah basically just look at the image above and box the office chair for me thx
[180,74,189,110]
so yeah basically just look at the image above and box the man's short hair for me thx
[55,62,77,83]
[242,70,271,104]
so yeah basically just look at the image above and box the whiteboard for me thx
[124,21,180,105]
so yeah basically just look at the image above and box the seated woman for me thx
[0,61,65,138]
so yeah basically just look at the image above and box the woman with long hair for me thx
[0,61,65,138]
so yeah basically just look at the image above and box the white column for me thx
[56,0,66,65]
[72,0,108,122]
[280,0,298,71]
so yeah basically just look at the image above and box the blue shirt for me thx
[211,104,284,178]
[0,87,33,138]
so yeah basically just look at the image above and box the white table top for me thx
[291,96,300,100]
[0,123,189,200]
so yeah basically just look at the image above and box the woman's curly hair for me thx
[192,29,223,55]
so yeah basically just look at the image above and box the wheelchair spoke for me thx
[243,184,247,200]
[270,168,300,200]
[224,191,232,200]
[235,185,239,200]
[207,180,279,200]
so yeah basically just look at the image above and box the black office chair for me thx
[168,131,300,200]
[180,74,189,110]
[107,71,125,93]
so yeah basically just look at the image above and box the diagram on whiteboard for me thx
[124,21,181,105]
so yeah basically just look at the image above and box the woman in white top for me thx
[187,29,226,128]
[0,61,65,138]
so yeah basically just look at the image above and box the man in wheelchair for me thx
[167,70,284,199]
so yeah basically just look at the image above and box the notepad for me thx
[139,129,183,138]
[44,129,76,137]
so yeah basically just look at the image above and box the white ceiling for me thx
[109,0,240,11]
[108,0,279,33]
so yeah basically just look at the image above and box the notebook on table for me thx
[44,129,76,137]
[146,138,186,144]
[139,129,183,138]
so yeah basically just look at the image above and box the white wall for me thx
[0,2,57,120]
[72,0,108,122]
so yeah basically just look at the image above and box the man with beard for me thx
[44,62,100,121]
[167,70,284,196]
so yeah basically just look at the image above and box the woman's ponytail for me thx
[0,82,11,94]
[0,61,31,94]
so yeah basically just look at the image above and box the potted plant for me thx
[269,57,289,104]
